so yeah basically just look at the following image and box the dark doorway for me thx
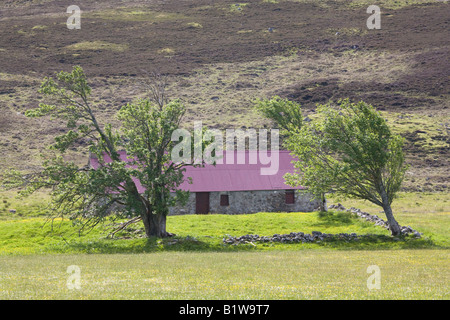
[196,192,210,214]
[285,190,295,204]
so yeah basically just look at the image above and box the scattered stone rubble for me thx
[328,203,422,238]
[223,231,364,245]
[223,203,422,245]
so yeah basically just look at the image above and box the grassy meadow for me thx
[1,250,448,300]
[0,190,448,299]
[0,191,448,255]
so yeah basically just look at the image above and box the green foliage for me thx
[24,66,104,155]
[116,98,191,215]
[255,97,408,234]
[283,99,408,208]
[1,66,203,237]
[253,96,303,132]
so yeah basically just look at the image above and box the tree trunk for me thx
[141,211,170,238]
[380,188,401,236]
[320,193,327,212]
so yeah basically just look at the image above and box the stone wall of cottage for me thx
[168,190,322,215]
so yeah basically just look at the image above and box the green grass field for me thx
[0,191,448,299]
[0,250,448,299]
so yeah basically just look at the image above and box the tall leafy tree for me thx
[256,98,407,236]
[254,96,327,210]
[253,96,303,132]
[2,66,201,238]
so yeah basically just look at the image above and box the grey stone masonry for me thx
[169,190,322,215]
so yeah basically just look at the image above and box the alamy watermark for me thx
[66,265,81,290]
[66,4,380,31]
[65,4,381,30]
[366,265,381,290]
[67,5,81,29]
[367,5,381,30]
[171,122,280,176]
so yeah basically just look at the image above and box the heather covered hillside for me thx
[0,0,448,191]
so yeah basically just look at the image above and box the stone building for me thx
[89,150,323,215]
[168,150,322,215]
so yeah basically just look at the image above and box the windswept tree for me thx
[253,96,328,210]
[2,66,205,238]
[253,96,304,132]
[255,98,408,236]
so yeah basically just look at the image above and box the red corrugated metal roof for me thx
[89,150,304,192]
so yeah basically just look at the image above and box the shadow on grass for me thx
[50,212,440,254]
[59,233,440,254]
[312,234,438,250]
[313,210,353,226]
[61,235,258,254]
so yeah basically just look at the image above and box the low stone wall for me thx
[223,231,387,245]
[328,203,422,237]
[223,203,422,245]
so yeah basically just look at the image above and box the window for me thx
[285,190,295,204]
[220,194,229,206]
